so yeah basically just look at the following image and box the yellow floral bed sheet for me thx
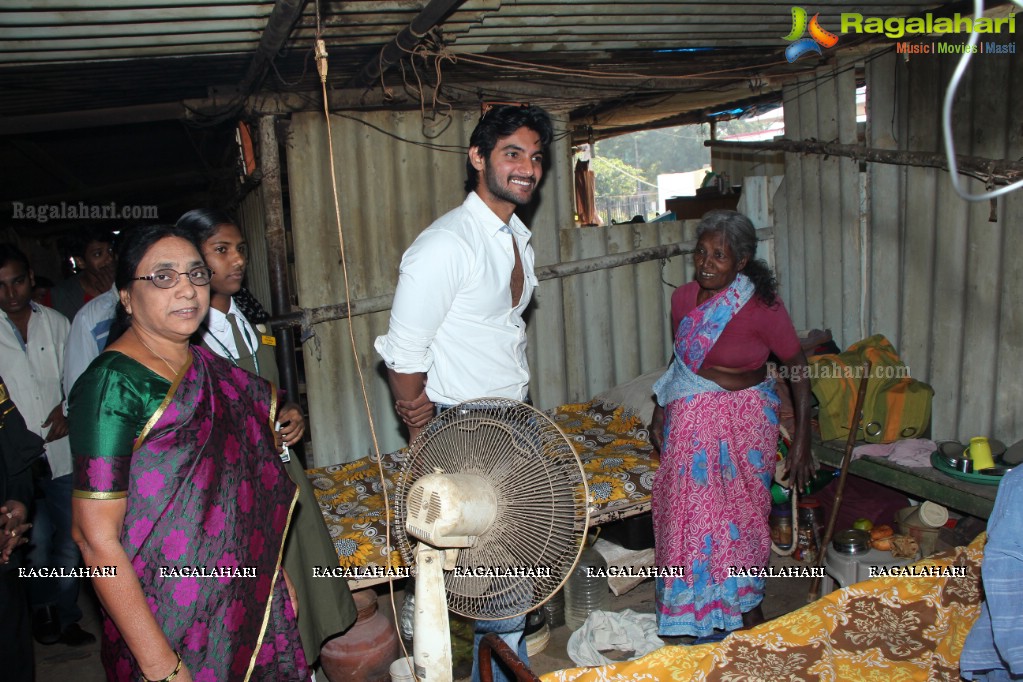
[307,398,657,582]
[542,535,985,682]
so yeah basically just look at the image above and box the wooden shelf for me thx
[813,440,997,519]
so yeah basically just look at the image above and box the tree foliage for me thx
[590,156,649,197]
[595,124,711,180]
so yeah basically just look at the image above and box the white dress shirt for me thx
[0,302,72,478]
[375,192,538,404]
[63,284,118,395]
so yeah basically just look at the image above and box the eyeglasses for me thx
[133,267,214,289]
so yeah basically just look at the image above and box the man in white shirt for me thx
[62,284,117,395]
[375,104,553,682]
[0,243,94,647]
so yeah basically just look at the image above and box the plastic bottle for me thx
[542,588,566,628]
[564,541,610,631]
[399,581,415,646]
[795,500,823,564]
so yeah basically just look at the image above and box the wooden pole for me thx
[268,235,720,329]
[705,138,1023,185]
[269,228,768,330]
[807,360,872,602]
[258,114,301,412]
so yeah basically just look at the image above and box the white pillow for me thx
[592,366,666,426]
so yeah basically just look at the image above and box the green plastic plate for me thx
[930,451,1002,486]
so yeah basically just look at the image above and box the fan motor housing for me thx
[405,472,498,547]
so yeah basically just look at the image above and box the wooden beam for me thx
[705,138,1023,185]
[268,227,773,329]
[258,114,301,409]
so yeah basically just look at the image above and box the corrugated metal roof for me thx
[1,0,1010,232]
[0,0,981,133]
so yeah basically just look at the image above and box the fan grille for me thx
[393,398,589,620]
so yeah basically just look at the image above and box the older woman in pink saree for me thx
[649,211,813,640]
[70,224,307,682]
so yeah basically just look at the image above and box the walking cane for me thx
[807,360,872,601]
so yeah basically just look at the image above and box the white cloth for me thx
[1,302,72,478]
[374,192,537,404]
[201,297,258,361]
[63,285,117,395]
[851,438,937,467]
[566,609,664,666]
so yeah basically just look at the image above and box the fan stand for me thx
[413,545,454,682]
[395,399,590,682]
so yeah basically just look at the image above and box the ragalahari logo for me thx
[782,7,839,62]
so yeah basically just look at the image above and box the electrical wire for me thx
[312,16,417,678]
[590,155,658,189]
[941,0,1023,201]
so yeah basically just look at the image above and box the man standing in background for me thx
[0,243,95,647]
[375,104,553,682]
[51,226,115,322]
[1,372,44,682]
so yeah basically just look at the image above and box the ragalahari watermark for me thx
[11,201,158,224]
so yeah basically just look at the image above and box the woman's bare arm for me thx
[72,496,193,682]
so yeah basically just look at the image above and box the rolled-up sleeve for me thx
[375,229,470,374]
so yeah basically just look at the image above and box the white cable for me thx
[941,0,1023,201]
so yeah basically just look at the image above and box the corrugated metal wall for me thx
[285,109,577,464]
[777,48,1023,444]
[283,109,784,464]
[236,185,272,311]
[560,221,688,402]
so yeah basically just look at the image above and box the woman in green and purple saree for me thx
[69,224,308,682]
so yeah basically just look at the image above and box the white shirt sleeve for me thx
[374,228,472,374]
[63,310,100,396]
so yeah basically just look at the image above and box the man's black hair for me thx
[0,242,31,272]
[62,225,115,259]
[464,105,554,193]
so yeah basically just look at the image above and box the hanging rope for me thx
[313,23,415,675]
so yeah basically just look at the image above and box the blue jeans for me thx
[472,614,528,682]
[27,474,83,628]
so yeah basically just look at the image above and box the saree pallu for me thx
[97,348,306,681]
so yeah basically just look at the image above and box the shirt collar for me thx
[206,297,243,333]
[465,192,532,241]
[206,305,229,333]
[0,301,40,321]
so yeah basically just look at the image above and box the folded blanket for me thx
[852,438,937,467]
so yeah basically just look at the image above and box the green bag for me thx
[809,335,933,443]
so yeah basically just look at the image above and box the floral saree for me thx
[72,347,307,681]
[651,274,780,637]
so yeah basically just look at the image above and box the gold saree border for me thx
[268,384,278,436]
[133,351,194,453]
[243,485,299,682]
[72,489,128,500]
